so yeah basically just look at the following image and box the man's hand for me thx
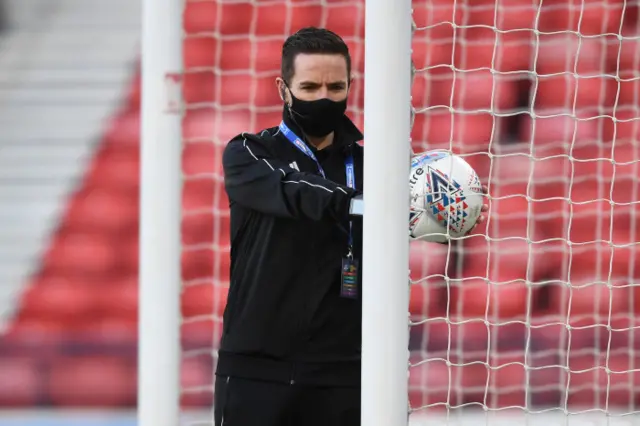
[467,185,489,235]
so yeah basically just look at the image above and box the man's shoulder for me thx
[227,126,281,146]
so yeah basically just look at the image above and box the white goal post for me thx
[138,0,182,425]
[362,0,413,424]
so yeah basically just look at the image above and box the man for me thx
[215,27,487,426]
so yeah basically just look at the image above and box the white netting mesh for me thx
[179,0,640,424]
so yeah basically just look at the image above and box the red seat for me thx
[218,39,281,74]
[428,69,517,112]
[182,247,230,285]
[411,110,494,153]
[217,74,253,106]
[19,277,96,322]
[453,28,530,72]
[182,211,215,246]
[535,76,612,110]
[181,317,222,351]
[182,178,229,213]
[254,4,323,36]
[218,39,250,71]
[518,112,601,157]
[181,282,229,318]
[98,276,139,321]
[183,1,217,34]
[183,71,215,105]
[2,318,67,352]
[409,241,449,317]
[325,4,364,38]
[181,356,214,407]
[62,186,138,234]
[212,3,253,35]
[72,317,138,347]
[535,33,605,76]
[411,0,462,29]
[549,273,632,319]
[412,32,454,71]
[465,0,538,32]
[485,354,528,409]
[124,73,141,111]
[604,108,640,146]
[184,37,216,69]
[408,358,485,409]
[42,232,118,277]
[86,145,140,190]
[183,141,224,177]
[103,111,140,147]
[0,357,40,407]
[538,0,624,36]
[566,355,640,409]
[118,236,139,274]
[47,356,136,407]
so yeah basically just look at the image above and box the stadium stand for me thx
[0,0,638,412]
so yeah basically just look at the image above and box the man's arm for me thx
[223,134,361,221]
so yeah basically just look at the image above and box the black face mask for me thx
[286,92,348,138]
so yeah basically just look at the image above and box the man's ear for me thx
[275,77,287,102]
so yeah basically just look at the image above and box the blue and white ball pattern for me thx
[409,151,483,243]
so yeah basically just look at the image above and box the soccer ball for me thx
[409,151,484,243]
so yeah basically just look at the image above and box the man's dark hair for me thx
[281,27,352,84]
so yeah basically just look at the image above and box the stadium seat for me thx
[181,282,228,318]
[549,273,632,319]
[518,112,602,157]
[183,178,228,213]
[411,0,462,29]
[325,4,364,38]
[537,0,624,36]
[183,1,217,34]
[566,355,640,408]
[86,145,140,191]
[42,232,118,278]
[47,356,136,407]
[18,277,97,323]
[465,0,538,32]
[408,356,486,409]
[453,28,530,73]
[72,317,138,348]
[213,2,253,35]
[98,276,139,321]
[412,30,454,71]
[184,36,217,69]
[255,4,324,36]
[103,111,140,147]
[181,317,223,352]
[181,356,214,407]
[534,76,612,110]
[485,353,529,408]
[0,357,40,407]
[124,72,141,111]
[183,71,215,105]
[409,241,449,317]
[412,111,494,153]
[535,34,605,76]
[428,69,518,112]
[61,186,138,234]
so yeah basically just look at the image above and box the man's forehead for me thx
[291,53,348,83]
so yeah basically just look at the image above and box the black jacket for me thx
[216,112,364,387]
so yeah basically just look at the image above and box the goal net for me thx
[178,0,640,424]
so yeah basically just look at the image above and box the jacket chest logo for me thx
[289,161,300,171]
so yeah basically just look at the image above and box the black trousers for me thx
[214,376,360,426]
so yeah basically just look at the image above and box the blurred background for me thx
[0,0,638,425]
